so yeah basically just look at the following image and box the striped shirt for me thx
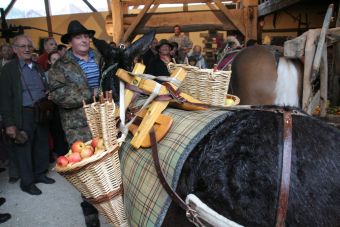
[72,50,100,89]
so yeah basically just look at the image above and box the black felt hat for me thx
[61,20,95,44]
[155,39,173,51]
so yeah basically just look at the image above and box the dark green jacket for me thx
[0,59,47,129]
[0,59,24,128]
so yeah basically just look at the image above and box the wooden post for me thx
[243,5,258,42]
[331,5,340,105]
[310,4,333,82]
[302,29,319,113]
[111,0,123,44]
[320,46,328,117]
[44,0,53,37]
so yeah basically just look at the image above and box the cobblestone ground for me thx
[0,163,112,227]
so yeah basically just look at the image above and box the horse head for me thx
[92,29,156,100]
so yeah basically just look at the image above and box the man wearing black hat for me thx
[48,20,104,227]
[146,39,173,76]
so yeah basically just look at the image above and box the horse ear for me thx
[92,37,120,59]
[123,29,156,63]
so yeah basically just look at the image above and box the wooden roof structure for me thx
[106,0,314,43]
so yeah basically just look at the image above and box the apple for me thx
[80,146,94,159]
[96,138,105,150]
[67,152,82,163]
[56,156,69,167]
[94,147,105,155]
[71,141,86,153]
[91,137,100,148]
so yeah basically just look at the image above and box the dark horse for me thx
[93,35,340,227]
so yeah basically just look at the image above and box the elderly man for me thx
[48,20,108,227]
[0,34,55,196]
[168,25,193,63]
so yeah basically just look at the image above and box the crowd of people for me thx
[0,20,255,226]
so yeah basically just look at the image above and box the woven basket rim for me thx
[54,143,120,174]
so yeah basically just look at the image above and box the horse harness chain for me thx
[127,82,300,227]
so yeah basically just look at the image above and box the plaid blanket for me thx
[120,108,232,227]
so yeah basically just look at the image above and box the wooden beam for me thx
[44,0,53,37]
[121,0,214,5]
[122,0,155,42]
[243,5,257,41]
[258,0,302,17]
[110,0,124,43]
[82,0,98,12]
[133,24,236,34]
[4,0,17,17]
[214,0,245,35]
[118,10,237,33]
[310,4,333,83]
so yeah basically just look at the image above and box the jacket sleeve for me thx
[48,68,92,109]
[0,65,15,127]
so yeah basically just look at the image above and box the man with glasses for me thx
[0,34,55,195]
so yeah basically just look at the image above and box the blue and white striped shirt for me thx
[72,50,100,89]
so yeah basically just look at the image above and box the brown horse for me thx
[230,45,304,107]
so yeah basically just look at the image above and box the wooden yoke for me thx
[120,63,146,110]
[130,68,186,149]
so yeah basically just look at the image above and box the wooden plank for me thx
[302,29,319,113]
[258,0,302,17]
[122,0,155,42]
[307,90,320,115]
[130,68,187,149]
[110,1,123,43]
[310,4,333,83]
[284,31,308,58]
[320,46,328,117]
[215,0,245,35]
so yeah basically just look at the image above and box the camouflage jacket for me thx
[48,49,102,145]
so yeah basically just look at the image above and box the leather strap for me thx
[275,110,293,227]
[150,127,188,211]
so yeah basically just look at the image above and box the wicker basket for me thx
[168,63,236,107]
[56,101,127,227]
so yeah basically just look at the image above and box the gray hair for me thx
[12,34,33,48]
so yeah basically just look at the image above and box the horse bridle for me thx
[147,107,294,227]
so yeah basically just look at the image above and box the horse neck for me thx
[274,57,303,107]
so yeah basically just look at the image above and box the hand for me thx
[6,126,17,139]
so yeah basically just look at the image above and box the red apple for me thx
[56,156,69,167]
[71,141,86,153]
[67,152,82,163]
[91,137,100,148]
[80,146,94,159]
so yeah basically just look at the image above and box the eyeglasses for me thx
[16,44,34,50]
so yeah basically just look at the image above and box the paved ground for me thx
[0,163,112,227]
